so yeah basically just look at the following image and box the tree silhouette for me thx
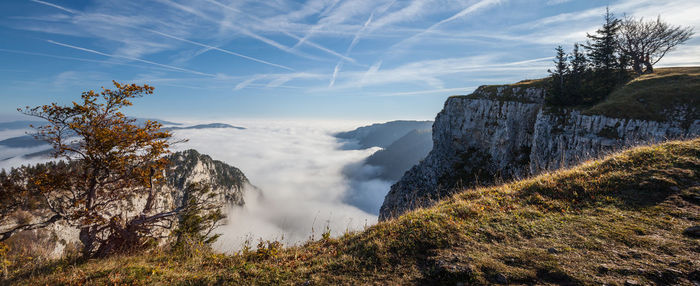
[618,16,694,74]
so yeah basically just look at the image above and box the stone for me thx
[495,273,508,284]
[547,247,559,254]
[683,226,700,238]
[624,279,640,286]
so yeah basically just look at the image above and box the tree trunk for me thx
[643,60,654,74]
[79,227,94,258]
[631,58,644,75]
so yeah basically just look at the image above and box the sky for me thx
[0,0,699,121]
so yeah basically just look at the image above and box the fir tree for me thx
[584,7,621,72]
[583,7,623,103]
[547,46,570,105]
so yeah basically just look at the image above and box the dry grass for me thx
[584,66,700,121]
[4,138,700,285]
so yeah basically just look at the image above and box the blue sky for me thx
[0,0,698,121]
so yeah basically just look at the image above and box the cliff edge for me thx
[380,67,700,220]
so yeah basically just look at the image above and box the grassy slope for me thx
[6,138,699,285]
[450,78,547,103]
[584,67,700,122]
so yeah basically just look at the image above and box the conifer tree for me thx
[567,43,589,105]
[583,7,623,103]
[584,7,621,72]
[547,46,570,105]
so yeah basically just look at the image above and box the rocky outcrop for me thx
[379,84,699,221]
[530,110,700,173]
[2,150,256,258]
[162,149,257,208]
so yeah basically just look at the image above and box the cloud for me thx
[0,119,386,252]
[167,119,381,251]
[391,0,504,49]
[47,40,215,77]
[29,0,76,14]
[142,27,295,71]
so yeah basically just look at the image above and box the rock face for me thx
[3,149,256,258]
[161,149,256,208]
[379,84,699,221]
[530,111,700,172]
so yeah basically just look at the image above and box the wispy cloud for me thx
[143,28,295,71]
[47,40,215,77]
[391,0,504,49]
[29,0,76,14]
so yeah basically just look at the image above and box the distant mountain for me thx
[0,121,43,131]
[338,121,434,214]
[0,135,45,148]
[0,122,245,162]
[134,118,183,126]
[166,123,245,130]
[335,120,433,149]
[365,129,432,181]
[0,118,182,132]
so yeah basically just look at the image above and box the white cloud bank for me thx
[169,119,382,252]
[0,119,390,253]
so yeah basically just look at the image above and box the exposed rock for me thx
[494,273,508,284]
[380,86,544,220]
[379,83,699,220]
[1,149,257,258]
[624,279,640,286]
[683,226,700,238]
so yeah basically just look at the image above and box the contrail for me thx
[47,40,215,77]
[32,0,293,71]
[29,0,76,14]
[202,0,358,64]
[143,28,295,71]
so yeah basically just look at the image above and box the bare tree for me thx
[618,16,694,74]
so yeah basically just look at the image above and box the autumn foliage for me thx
[1,81,179,257]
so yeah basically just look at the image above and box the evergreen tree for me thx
[570,43,588,77]
[546,46,570,105]
[583,7,623,103]
[584,7,621,72]
[567,43,589,106]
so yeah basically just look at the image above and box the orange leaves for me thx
[15,81,175,254]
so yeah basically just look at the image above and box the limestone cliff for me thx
[2,150,257,258]
[380,77,699,221]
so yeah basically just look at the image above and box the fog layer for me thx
[171,120,381,252]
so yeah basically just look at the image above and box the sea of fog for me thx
[170,119,391,252]
[170,120,389,252]
[0,119,395,252]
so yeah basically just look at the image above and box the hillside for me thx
[365,128,433,181]
[335,120,433,149]
[7,139,699,285]
[584,67,700,122]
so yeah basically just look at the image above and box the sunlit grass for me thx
[5,138,700,285]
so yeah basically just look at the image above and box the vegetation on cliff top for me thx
[584,66,700,122]
[450,66,699,123]
[6,138,699,285]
